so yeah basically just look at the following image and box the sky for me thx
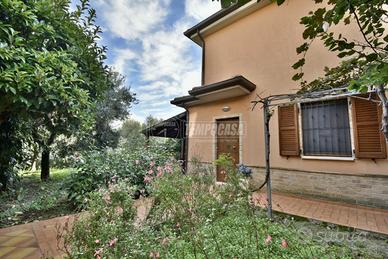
[70,0,221,123]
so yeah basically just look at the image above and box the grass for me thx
[272,212,388,258]
[0,168,75,228]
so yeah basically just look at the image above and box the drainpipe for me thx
[183,108,189,173]
[197,29,205,85]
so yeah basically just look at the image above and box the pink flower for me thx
[164,165,173,173]
[108,238,118,247]
[148,169,154,175]
[149,251,160,258]
[94,248,103,259]
[135,160,140,165]
[281,239,288,248]
[95,239,100,244]
[150,161,155,167]
[103,192,111,204]
[157,166,163,173]
[161,237,169,247]
[264,235,272,245]
[157,171,163,178]
[144,175,152,183]
[115,206,124,216]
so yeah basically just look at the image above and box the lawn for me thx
[0,168,75,228]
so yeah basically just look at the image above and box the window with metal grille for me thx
[301,99,352,157]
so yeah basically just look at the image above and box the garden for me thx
[1,141,387,258]
[1,0,388,258]
[57,152,387,258]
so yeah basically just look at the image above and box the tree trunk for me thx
[41,149,50,181]
[0,114,10,191]
[376,84,388,142]
[40,132,56,181]
[30,147,39,171]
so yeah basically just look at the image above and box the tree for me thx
[94,70,136,149]
[0,0,121,183]
[216,0,388,141]
[120,118,145,148]
[144,115,164,129]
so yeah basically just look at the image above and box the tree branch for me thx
[347,0,379,56]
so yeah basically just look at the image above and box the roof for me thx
[189,76,256,95]
[171,75,256,108]
[142,112,187,138]
[183,3,243,39]
[184,0,272,45]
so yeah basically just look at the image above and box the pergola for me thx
[250,86,380,219]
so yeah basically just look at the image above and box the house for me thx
[168,0,387,209]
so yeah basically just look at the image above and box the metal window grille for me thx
[301,99,352,157]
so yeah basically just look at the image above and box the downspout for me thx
[183,108,189,173]
[197,29,205,85]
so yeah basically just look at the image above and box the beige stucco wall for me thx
[187,0,388,177]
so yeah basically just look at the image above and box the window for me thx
[301,99,352,157]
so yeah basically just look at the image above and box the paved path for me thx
[0,215,74,258]
[0,197,154,258]
[0,194,387,258]
[253,191,388,235]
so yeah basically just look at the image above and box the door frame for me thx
[213,114,243,182]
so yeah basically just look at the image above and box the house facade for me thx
[171,0,388,209]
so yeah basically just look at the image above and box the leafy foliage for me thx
[63,158,376,258]
[291,0,388,93]
[0,168,74,227]
[0,0,136,185]
[66,143,178,207]
[94,70,137,149]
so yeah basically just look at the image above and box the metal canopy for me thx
[142,112,187,139]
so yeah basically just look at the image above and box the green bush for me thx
[66,143,178,207]
[64,157,368,258]
[64,181,136,258]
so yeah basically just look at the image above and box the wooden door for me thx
[216,118,240,182]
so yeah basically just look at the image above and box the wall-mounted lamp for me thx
[222,106,231,112]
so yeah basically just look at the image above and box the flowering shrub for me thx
[66,142,179,207]
[63,162,370,258]
[64,181,136,258]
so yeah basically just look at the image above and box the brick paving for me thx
[0,197,154,258]
[253,191,388,235]
[0,215,75,258]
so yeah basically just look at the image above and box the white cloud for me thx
[95,0,171,40]
[97,0,221,121]
[112,48,136,74]
[185,0,220,20]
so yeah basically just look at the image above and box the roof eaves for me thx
[189,75,256,96]
[170,95,198,107]
[183,3,243,39]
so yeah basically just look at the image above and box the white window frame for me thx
[298,97,356,161]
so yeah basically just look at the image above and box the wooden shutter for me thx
[278,104,300,156]
[351,97,387,159]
